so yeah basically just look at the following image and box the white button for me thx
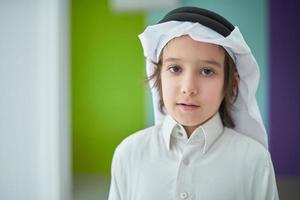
[180,192,188,199]
[178,131,183,136]
[182,159,189,165]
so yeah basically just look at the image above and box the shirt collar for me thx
[161,112,224,154]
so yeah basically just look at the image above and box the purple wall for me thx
[270,0,300,176]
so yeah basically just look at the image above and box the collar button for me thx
[182,159,189,165]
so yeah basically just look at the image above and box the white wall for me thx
[0,0,71,200]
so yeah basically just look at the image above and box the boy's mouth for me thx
[176,103,200,111]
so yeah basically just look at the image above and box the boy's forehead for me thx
[161,35,225,61]
[163,35,223,52]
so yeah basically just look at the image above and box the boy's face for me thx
[161,35,225,135]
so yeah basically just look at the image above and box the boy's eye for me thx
[200,68,215,76]
[168,66,181,73]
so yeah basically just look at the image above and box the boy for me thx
[108,7,279,200]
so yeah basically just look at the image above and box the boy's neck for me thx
[182,114,216,138]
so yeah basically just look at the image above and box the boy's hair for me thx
[148,47,238,128]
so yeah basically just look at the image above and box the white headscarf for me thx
[138,21,268,149]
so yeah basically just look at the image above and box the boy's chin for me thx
[174,116,205,128]
[172,113,214,128]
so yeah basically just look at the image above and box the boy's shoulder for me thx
[222,127,270,163]
[224,127,267,152]
[114,124,161,157]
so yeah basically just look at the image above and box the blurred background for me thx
[0,0,299,199]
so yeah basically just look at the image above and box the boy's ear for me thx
[233,71,240,96]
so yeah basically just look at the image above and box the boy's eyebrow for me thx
[201,59,222,67]
[163,57,222,67]
[163,57,182,63]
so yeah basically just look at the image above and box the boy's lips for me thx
[176,103,200,111]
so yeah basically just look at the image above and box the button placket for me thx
[175,144,192,199]
[181,140,195,165]
[176,130,205,200]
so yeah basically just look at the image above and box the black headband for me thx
[158,7,234,37]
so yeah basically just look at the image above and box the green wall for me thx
[72,0,146,174]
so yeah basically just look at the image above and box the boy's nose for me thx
[180,75,198,96]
